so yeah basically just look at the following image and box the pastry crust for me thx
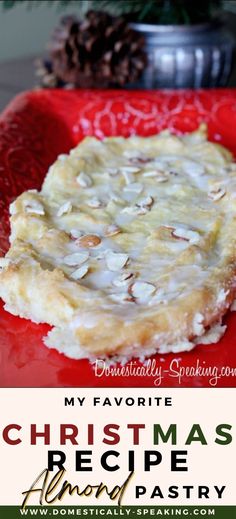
[1,124,236,359]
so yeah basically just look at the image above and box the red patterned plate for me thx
[1,89,236,388]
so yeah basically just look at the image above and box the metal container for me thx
[130,21,234,88]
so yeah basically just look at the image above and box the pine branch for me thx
[0,0,223,25]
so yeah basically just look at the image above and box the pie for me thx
[0,124,236,360]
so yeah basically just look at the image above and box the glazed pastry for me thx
[0,124,235,359]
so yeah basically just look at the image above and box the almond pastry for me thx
[0,124,236,359]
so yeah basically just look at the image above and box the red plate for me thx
[1,89,236,388]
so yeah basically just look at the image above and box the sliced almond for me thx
[105,224,121,237]
[129,281,156,300]
[123,151,151,165]
[76,172,93,188]
[160,224,175,231]
[208,187,226,201]
[64,251,89,266]
[87,197,104,209]
[143,170,168,182]
[137,195,154,208]
[105,251,129,271]
[70,229,82,240]
[143,170,161,177]
[110,292,135,304]
[106,167,119,176]
[119,166,141,174]
[137,207,149,215]
[122,205,148,216]
[123,183,143,194]
[171,227,200,244]
[121,170,134,185]
[112,271,135,287]
[77,234,101,248]
[24,201,45,216]
[57,201,72,217]
[122,195,153,216]
[129,156,151,165]
[71,264,89,280]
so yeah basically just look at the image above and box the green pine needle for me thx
[0,0,224,25]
